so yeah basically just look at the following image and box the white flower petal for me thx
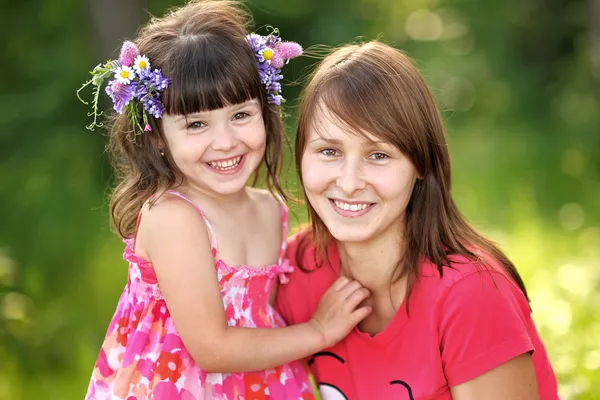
[114,66,135,84]
[133,55,150,73]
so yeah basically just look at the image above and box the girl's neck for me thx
[174,183,253,213]
[337,227,405,292]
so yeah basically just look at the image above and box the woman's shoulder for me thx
[286,227,311,252]
[420,251,505,284]
[284,228,339,284]
[415,251,519,306]
[286,228,319,269]
[417,251,528,313]
[277,228,336,324]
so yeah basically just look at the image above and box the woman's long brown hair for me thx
[108,0,287,239]
[295,41,529,305]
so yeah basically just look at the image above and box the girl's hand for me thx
[308,276,372,347]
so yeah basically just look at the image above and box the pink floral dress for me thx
[86,191,316,399]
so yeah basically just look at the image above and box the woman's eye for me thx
[233,112,250,120]
[320,148,339,157]
[370,152,389,160]
[187,121,206,129]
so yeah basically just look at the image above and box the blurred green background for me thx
[1,0,599,398]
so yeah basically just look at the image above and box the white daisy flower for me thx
[258,48,274,63]
[133,55,151,73]
[114,66,135,84]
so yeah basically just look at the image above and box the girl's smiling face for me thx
[161,99,266,197]
[301,106,418,244]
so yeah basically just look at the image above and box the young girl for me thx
[277,41,560,399]
[79,1,371,398]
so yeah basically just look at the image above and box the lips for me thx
[329,198,375,217]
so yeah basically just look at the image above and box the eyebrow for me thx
[309,136,390,146]
[310,137,342,144]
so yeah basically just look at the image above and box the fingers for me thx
[345,286,370,305]
[330,277,370,308]
[336,279,362,297]
[332,276,351,291]
[349,305,372,326]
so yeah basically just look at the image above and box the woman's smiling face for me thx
[301,106,418,244]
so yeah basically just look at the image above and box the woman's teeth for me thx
[334,200,370,211]
[208,156,242,171]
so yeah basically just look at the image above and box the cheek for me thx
[370,168,417,204]
[301,155,331,194]
[241,120,267,150]
[172,138,208,160]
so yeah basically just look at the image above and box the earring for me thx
[160,150,165,156]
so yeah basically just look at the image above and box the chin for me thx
[328,225,374,244]
[213,180,251,195]
[203,162,257,194]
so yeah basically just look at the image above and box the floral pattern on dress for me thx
[86,191,316,399]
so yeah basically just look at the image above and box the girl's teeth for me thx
[209,156,242,170]
[334,200,370,211]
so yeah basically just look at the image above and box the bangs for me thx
[306,56,416,154]
[162,34,262,115]
[311,90,381,145]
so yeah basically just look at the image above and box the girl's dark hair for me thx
[109,0,286,238]
[295,41,529,304]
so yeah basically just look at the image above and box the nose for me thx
[211,124,239,152]
[336,157,366,196]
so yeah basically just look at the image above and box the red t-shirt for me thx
[276,232,559,400]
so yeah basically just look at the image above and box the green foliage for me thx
[77,62,114,131]
[0,0,598,398]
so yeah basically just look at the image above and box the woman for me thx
[276,41,559,400]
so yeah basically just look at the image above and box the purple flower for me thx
[246,34,267,53]
[275,42,303,63]
[271,40,304,69]
[246,31,303,105]
[266,36,282,49]
[105,80,135,114]
[270,94,283,106]
[81,40,170,136]
[119,41,139,67]
[271,53,284,69]
[133,69,169,119]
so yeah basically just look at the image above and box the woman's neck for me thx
[337,228,405,292]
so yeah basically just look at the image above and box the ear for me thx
[150,134,167,157]
[151,133,166,151]
[414,166,425,180]
[157,141,167,157]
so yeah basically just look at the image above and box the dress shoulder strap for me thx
[165,190,218,252]
[277,199,289,264]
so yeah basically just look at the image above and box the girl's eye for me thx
[233,112,250,120]
[320,148,339,157]
[187,121,206,129]
[370,152,389,160]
